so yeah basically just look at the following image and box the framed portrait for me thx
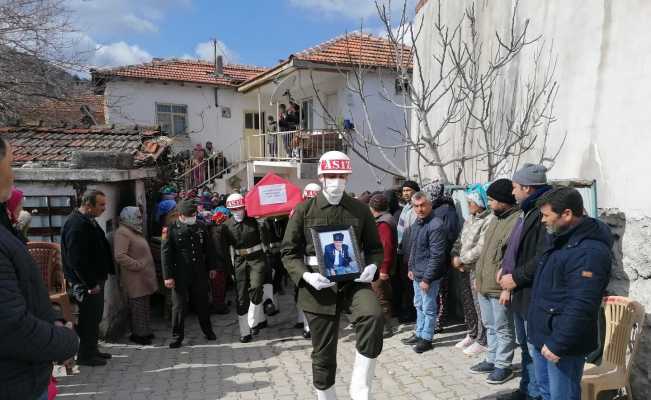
[310,224,363,282]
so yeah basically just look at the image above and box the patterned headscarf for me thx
[422,181,445,202]
[465,183,489,209]
[120,206,143,233]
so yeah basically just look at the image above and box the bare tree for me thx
[0,0,85,124]
[312,0,565,185]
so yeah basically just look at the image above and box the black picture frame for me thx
[310,224,363,282]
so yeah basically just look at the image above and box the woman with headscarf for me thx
[450,183,492,355]
[113,206,158,345]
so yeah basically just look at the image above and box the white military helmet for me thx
[225,193,245,209]
[303,183,322,199]
[317,151,352,175]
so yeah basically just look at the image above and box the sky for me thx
[65,0,417,70]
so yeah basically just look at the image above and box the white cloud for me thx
[193,40,239,64]
[287,0,418,20]
[122,14,159,33]
[93,42,152,67]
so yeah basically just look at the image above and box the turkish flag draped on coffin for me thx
[245,172,302,217]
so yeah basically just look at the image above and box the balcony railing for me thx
[244,129,346,161]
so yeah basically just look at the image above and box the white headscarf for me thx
[120,206,143,233]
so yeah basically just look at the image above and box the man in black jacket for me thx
[61,189,115,366]
[498,164,552,400]
[0,137,79,400]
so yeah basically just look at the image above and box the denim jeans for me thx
[478,293,515,368]
[413,278,440,341]
[531,346,585,400]
[514,311,540,397]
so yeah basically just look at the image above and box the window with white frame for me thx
[156,103,188,135]
[23,195,75,243]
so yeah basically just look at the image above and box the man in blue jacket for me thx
[528,187,612,400]
[323,233,353,276]
[401,191,448,354]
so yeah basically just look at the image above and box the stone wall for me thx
[601,210,650,399]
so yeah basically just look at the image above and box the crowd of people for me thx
[0,131,613,400]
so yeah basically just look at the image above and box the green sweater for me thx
[475,206,520,297]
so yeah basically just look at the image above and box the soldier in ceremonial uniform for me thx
[281,151,384,400]
[161,199,217,348]
[221,193,267,342]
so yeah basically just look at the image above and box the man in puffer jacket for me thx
[401,191,448,354]
[451,183,493,356]
[528,187,611,400]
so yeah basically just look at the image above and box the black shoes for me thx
[251,321,268,336]
[77,356,107,366]
[130,334,152,346]
[413,339,433,353]
[239,334,252,343]
[469,361,496,374]
[204,331,217,341]
[263,299,278,316]
[168,338,183,349]
[302,330,311,339]
[496,390,533,400]
[383,325,395,339]
[401,333,420,345]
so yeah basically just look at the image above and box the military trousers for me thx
[171,278,213,340]
[233,254,266,315]
[304,284,384,390]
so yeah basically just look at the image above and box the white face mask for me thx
[320,176,347,205]
[180,215,197,225]
[233,210,245,222]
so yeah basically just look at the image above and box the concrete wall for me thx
[415,1,651,396]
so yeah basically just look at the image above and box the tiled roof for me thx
[20,94,105,126]
[0,125,169,168]
[92,60,268,87]
[293,32,412,70]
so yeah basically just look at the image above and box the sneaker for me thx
[454,334,474,349]
[469,361,495,374]
[400,333,420,345]
[168,339,183,349]
[413,339,433,353]
[239,334,252,343]
[463,341,487,356]
[302,330,311,339]
[76,356,107,366]
[382,325,395,339]
[486,367,514,384]
[263,299,278,316]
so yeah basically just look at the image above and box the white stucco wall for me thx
[105,80,258,160]
[414,0,651,217]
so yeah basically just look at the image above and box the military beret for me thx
[177,198,197,215]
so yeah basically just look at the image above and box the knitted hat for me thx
[402,180,420,192]
[487,179,516,205]
[512,163,548,186]
[369,193,389,212]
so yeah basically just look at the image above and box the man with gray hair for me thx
[401,190,449,353]
[62,189,115,366]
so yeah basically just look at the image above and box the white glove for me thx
[302,272,336,290]
[355,264,377,283]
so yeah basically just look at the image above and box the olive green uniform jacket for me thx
[281,192,384,316]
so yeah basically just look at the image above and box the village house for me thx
[92,33,412,193]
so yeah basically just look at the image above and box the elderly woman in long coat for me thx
[113,206,158,345]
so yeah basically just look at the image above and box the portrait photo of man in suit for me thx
[323,232,353,276]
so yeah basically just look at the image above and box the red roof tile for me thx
[293,33,412,70]
[93,60,268,87]
[0,125,170,168]
[20,94,105,126]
